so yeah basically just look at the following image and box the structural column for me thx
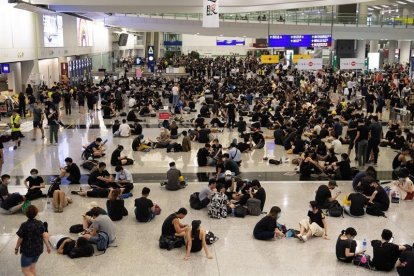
[356,40,366,58]
[369,40,379,53]
[398,40,411,65]
[387,40,398,64]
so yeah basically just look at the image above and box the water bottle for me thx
[231,208,235,217]
[362,238,367,251]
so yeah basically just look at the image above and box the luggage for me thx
[189,192,202,210]
[246,198,262,216]
[234,205,247,217]
[327,201,344,217]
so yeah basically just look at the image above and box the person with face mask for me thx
[0,174,25,214]
[297,201,328,242]
[253,206,284,240]
[393,168,414,200]
[46,106,59,146]
[59,157,81,184]
[25,169,46,200]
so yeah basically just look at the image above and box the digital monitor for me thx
[43,15,64,47]
[77,18,94,46]
[268,34,331,48]
[0,63,10,74]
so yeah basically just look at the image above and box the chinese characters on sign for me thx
[268,34,332,48]
[203,0,219,28]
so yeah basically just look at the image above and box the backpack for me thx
[189,192,202,210]
[366,204,386,217]
[81,160,99,171]
[269,159,281,165]
[96,231,110,254]
[327,201,344,217]
[205,231,219,245]
[246,198,262,216]
[159,235,185,250]
[234,205,247,218]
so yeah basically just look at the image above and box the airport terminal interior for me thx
[1,0,414,275]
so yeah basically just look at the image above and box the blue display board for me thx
[268,35,331,48]
[216,39,245,46]
[0,63,10,74]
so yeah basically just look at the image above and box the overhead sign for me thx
[340,58,365,70]
[216,39,245,46]
[268,34,332,48]
[147,46,155,73]
[0,63,10,74]
[260,55,280,64]
[148,46,154,55]
[297,58,323,70]
[292,54,311,64]
[203,0,219,28]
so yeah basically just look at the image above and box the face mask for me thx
[31,174,37,178]
[277,213,281,219]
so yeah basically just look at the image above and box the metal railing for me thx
[126,12,414,28]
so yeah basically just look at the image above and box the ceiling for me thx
[32,0,376,13]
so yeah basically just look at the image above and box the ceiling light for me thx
[372,6,382,10]
[368,7,374,11]
[396,1,407,4]
[381,5,390,8]
[407,0,414,2]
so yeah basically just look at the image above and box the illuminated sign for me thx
[268,35,332,48]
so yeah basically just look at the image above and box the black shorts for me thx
[11,131,21,141]
[33,121,43,128]
[86,188,109,198]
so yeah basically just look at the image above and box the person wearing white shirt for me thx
[172,84,179,109]
[119,119,131,137]
[128,97,136,108]
[114,166,134,193]
[228,143,242,165]
[331,138,342,154]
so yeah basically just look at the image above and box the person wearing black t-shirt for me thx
[344,191,368,217]
[60,157,81,184]
[368,181,390,211]
[371,229,408,271]
[250,180,266,211]
[315,180,340,209]
[298,201,328,242]
[161,208,188,237]
[253,206,284,240]
[198,127,211,144]
[0,174,24,214]
[135,187,160,222]
[197,144,214,167]
[226,101,236,128]
[106,188,128,221]
[88,162,114,189]
[336,227,365,263]
[354,119,370,166]
[397,249,414,276]
[25,169,46,200]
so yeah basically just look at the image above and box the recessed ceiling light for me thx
[368,7,374,11]
[407,0,414,2]
[396,0,407,4]
[372,6,382,9]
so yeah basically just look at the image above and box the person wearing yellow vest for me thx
[10,109,22,150]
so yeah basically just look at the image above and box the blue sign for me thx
[136,57,142,65]
[216,39,245,46]
[147,46,155,73]
[164,41,182,46]
[0,63,10,74]
[268,35,331,48]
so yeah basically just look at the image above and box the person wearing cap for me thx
[59,157,81,184]
[184,220,213,260]
[162,162,185,191]
[10,109,22,150]
[161,207,188,238]
[315,180,340,209]
[199,179,217,208]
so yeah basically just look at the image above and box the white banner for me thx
[297,58,323,70]
[203,0,219,28]
[340,58,365,70]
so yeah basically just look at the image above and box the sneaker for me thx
[43,222,49,233]
[297,234,303,241]
[18,141,21,147]
[13,146,17,150]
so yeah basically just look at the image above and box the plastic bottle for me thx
[362,238,367,251]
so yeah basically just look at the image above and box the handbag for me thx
[353,254,371,269]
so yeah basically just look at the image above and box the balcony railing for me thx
[124,12,414,28]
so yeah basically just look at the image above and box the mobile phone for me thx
[389,237,394,243]
[103,139,108,144]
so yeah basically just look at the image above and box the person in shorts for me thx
[297,201,329,242]
[32,102,45,140]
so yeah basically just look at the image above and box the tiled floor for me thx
[0,104,409,276]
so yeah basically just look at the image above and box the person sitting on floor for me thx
[392,167,414,200]
[25,169,46,200]
[106,188,128,221]
[315,180,340,209]
[131,135,152,152]
[114,166,134,193]
[368,180,390,211]
[161,162,186,191]
[161,207,188,239]
[208,184,230,219]
[371,229,410,272]
[110,145,133,166]
[118,119,131,137]
[184,220,213,260]
[0,174,25,214]
[81,207,116,245]
[253,206,285,241]
[199,179,217,209]
[297,201,329,242]
[59,157,81,184]
[336,227,365,263]
[112,120,121,136]
[84,137,106,158]
[343,190,368,217]
[47,177,73,213]
[134,187,161,222]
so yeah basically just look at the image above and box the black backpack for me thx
[328,201,344,217]
[234,205,247,218]
[189,192,202,210]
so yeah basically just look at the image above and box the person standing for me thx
[172,84,179,110]
[10,109,22,150]
[32,102,45,141]
[18,92,26,118]
[77,89,85,114]
[366,116,382,165]
[63,89,72,115]
[47,106,59,146]
[15,205,51,276]
[354,119,370,167]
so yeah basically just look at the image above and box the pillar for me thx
[398,40,411,65]
[388,40,398,64]
[358,3,368,26]
[7,62,22,93]
[369,40,379,53]
[356,40,366,58]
